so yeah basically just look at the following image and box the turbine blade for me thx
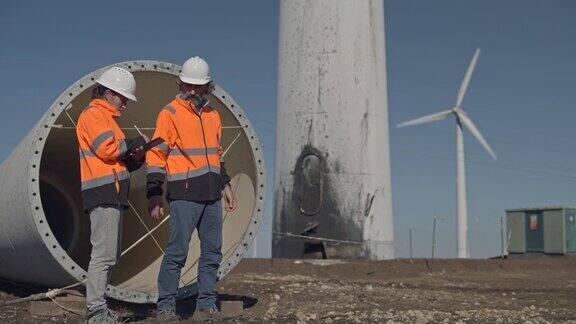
[397,110,453,128]
[456,48,481,107]
[456,110,497,160]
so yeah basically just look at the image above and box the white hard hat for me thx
[95,67,137,101]
[179,56,211,85]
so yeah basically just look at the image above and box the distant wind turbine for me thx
[397,48,497,259]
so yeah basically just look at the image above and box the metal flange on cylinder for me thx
[0,60,266,303]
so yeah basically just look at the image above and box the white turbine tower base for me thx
[397,48,497,259]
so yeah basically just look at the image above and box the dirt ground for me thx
[1,257,576,323]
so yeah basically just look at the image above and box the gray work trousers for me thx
[86,206,123,318]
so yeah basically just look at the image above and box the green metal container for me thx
[506,206,576,255]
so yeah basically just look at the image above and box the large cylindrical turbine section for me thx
[0,60,266,303]
[274,0,394,259]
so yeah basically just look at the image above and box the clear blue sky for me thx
[1,1,575,258]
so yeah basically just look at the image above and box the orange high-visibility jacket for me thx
[146,96,230,201]
[76,99,145,211]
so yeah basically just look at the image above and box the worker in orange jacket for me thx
[76,66,147,323]
[146,56,236,321]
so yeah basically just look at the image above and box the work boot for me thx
[192,306,234,322]
[87,309,119,324]
[156,308,179,322]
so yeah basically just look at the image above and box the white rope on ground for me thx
[273,231,365,245]
[49,296,83,316]
[45,290,59,299]
[48,296,84,317]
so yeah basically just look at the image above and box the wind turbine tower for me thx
[274,0,394,260]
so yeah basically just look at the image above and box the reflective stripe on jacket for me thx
[146,96,230,201]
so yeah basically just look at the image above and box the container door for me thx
[525,212,544,252]
[566,211,576,252]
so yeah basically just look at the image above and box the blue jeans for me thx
[157,200,223,312]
